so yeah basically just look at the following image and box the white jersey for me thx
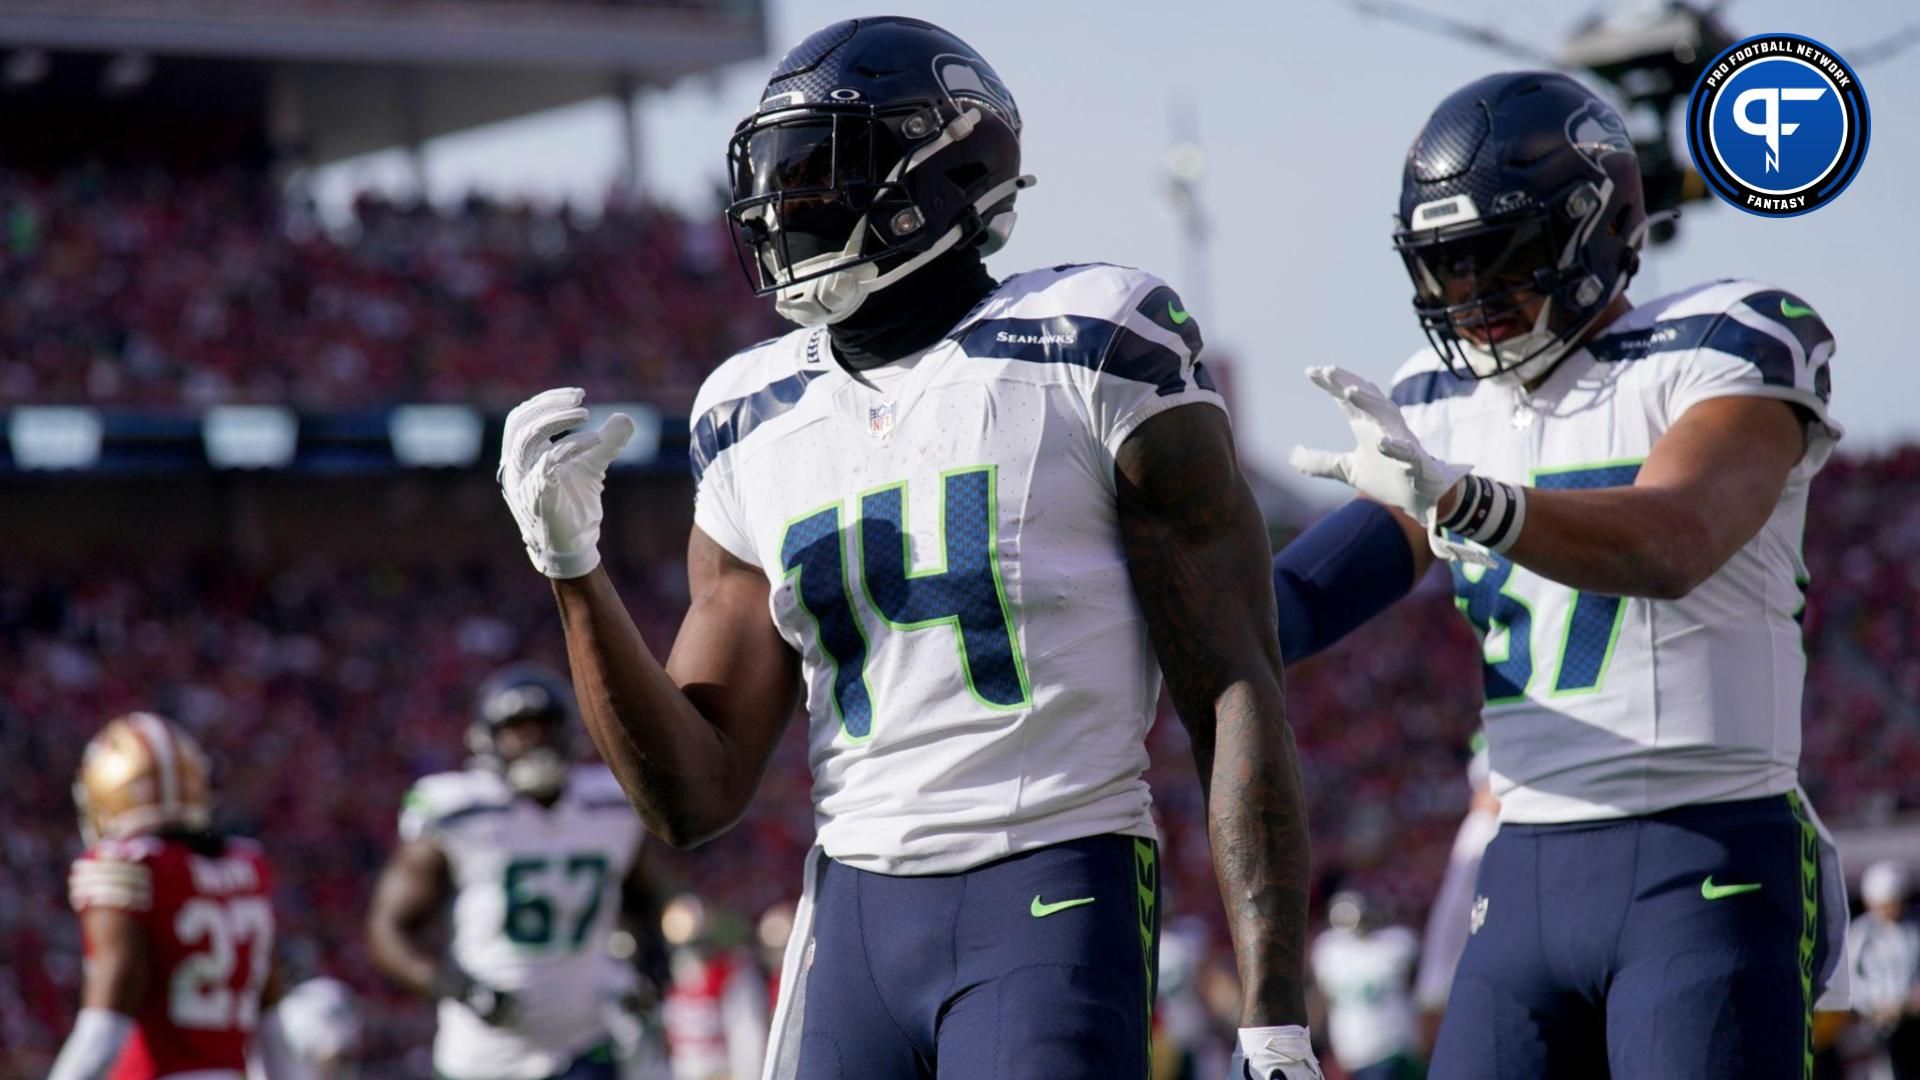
[400,766,644,1080]
[1847,913,1920,1013]
[1311,926,1419,1070]
[691,263,1222,875]
[1393,279,1841,823]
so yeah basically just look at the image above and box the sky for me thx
[315,0,1919,494]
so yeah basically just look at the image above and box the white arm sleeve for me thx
[721,964,770,1080]
[48,1007,133,1080]
[1414,809,1499,1010]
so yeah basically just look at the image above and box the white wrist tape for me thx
[49,1007,133,1080]
[1433,474,1528,555]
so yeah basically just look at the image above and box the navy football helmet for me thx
[468,662,577,800]
[1394,72,1649,382]
[724,16,1033,327]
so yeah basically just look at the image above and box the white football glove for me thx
[1229,1025,1324,1080]
[1289,365,1469,524]
[497,387,635,579]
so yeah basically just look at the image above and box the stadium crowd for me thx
[3,448,1916,1073]
[0,168,780,412]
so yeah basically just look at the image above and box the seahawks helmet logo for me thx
[933,53,1020,134]
[1565,101,1633,168]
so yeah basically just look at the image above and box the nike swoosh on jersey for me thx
[1030,894,1097,917]
[1701,876,1763,900]
[1167,301,1192,325]
[1779,298,1816,319]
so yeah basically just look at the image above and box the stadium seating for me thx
[0,168,779,412]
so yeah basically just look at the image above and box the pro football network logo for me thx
[1685,33,1869,218]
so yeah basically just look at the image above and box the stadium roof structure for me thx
[0,0,766,162]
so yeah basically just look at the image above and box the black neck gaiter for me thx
[826,248,998,372]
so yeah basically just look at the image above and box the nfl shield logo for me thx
[868,402,896,440]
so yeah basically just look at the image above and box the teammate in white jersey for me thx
[1309,892,1421,1080]
[494,16,1319,1080]
[1267,71,1848,1078]
[368,664,660,1080]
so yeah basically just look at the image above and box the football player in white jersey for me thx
[1309,892,1421,1080]
[495,16,1320,1080]
[1268,72,1848,1078]
[367,664,661,1080]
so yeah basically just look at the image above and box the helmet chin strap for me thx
[774,172,1034,327]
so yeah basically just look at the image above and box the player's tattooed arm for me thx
[552,533,801,848]
[1115,405,1312,1028]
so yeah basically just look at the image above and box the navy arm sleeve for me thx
[1272,499,1416,664]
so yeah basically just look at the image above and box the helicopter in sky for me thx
[1350,1,1918,245]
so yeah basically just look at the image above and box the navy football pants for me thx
[1431,793,1829,1080]
[771,834,1160,1079]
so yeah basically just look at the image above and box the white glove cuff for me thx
[534,545,602,581]
[1238,1024,1315,1067]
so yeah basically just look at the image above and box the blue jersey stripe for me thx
[1132,285,1205,359]
[1585,314,1716,364]
[1734,290,1834,370]
[1390,367,1476,407]
[1700,315,1800,390]
[690,368,826,485]
[1584,309,1801,391]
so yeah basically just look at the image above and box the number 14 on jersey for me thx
[780,465,1032,742]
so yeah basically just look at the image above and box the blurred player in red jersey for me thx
[48,713,281,1080]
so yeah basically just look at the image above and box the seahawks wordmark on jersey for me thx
[400,766,642,1080]
[692,263,1221,876]
[1393,279,1839,825]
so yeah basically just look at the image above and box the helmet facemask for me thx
[725,99,1027,327]
[468,681,574,802]
[1397,178,1638,385]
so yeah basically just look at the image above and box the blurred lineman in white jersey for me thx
[367,664,660,1080]
[1310,892,1421,1080]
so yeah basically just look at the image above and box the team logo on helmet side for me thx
[1685,33,1869,217]
[1565,101,1633,168]
[932,53,1019,133]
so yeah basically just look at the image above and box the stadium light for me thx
[390,405,484,468]
[3,50,48,88]
[8,407,103,470]
[204,406,298,469]
[102,52,153,95]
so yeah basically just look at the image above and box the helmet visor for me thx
[1397,215,1559,308]
[725,106,921,292]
